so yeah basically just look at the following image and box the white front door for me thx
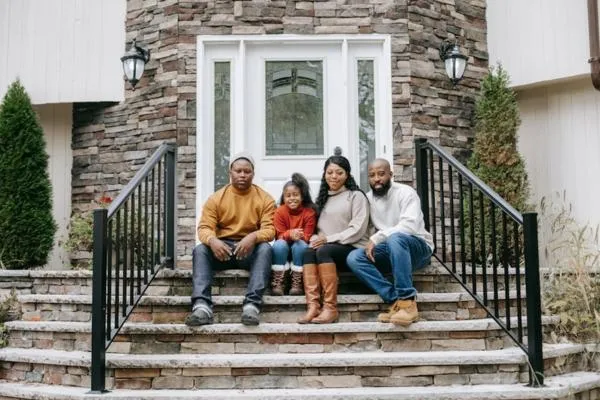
[196,35,392,216]
[245,42,347,199]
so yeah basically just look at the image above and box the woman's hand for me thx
[309,233,327,249]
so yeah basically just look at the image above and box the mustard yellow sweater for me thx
[198,184,276,244]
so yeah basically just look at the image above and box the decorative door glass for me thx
[214,62,231,190]
[357,60,375,192]
[265,61,324,156]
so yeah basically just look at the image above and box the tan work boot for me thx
[289,270,304,296]
[389,299,419,326]
[297,264,321,324]
[377,299,404,323]
[311,263,339,324]
[270,269,286,296]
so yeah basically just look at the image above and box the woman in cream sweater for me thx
[298,154,370,324]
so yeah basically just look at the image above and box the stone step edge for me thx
[17,291,527,305]
[6,316,560,334]
[0,372,599,400]
[0,263,530,279]
[0,343,584,369]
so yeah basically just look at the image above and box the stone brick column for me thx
[71,0,487,268]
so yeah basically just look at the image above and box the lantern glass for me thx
[445,56,466,82]
[122,57,146,82]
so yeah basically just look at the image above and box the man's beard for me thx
[371,179,392,197]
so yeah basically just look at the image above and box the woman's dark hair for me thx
[280,173,317,211]
[315,154,363,211]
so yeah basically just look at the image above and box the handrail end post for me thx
[414,138,430,231]
[165,145,177,269]
[523,212,544,387]
[91,209,108,393]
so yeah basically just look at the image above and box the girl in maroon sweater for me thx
[270,173,317,295]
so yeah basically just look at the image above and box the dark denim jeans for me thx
[271,239,308,267]
[191,240,272,309]
[346,232,432,303]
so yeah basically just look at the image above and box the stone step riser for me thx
[8,329,527,354]
[19,300,526,324]
[152,276,522,297]
[0,354,583,391]
[0,268,525,297]
[109,364,528,390]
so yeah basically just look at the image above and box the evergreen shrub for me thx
[463,65,530,264]
[0,80,56,269]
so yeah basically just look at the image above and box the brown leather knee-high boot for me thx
[311,263,339,324]
[297,264,321,324]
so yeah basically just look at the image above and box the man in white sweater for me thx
[346,159,434,326]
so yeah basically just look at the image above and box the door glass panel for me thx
[214,62,231,190]
[265,61,323,156]
[357,60,376,192]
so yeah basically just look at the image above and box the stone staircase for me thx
[0,264,598,399]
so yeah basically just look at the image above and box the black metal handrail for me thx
[90,143,177,393]
[415,138,544,386]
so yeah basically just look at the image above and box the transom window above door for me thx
[196,35,393,208]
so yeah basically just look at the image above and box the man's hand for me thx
[309,233,327,249]
[234,232,257,260]
[290,228,304,241]
[365,240,376,263]
[209,238,232,262]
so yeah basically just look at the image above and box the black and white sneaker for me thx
[185,302,214,326]
[241,303,260,326]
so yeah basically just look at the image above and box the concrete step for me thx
[18,291,528,323]
[0,344,586,390]
[0,371,598,399]
[5,316,559,354]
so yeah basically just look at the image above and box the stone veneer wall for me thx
[72,0,487,268]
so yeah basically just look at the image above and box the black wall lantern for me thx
[121,39,151,90]
[439,41,468,85]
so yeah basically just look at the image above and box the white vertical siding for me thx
[35,104,73,269]
[0,0,125,104]
[488,0,589,88]
[517,78,600,231]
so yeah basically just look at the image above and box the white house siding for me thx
[487,0,589,88]
[0,0,126,104]
[34,104,73,269]
[517,78,600,233]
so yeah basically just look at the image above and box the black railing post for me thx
[414,138,430,231]
[165,144,177,269]
[90,208,108,393]
[523,212,544,387]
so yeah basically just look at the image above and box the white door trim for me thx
[196,34,393,236]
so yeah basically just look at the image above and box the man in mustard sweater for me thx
[185,152,276,326]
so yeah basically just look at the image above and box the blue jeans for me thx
[271,239,308,267]
[346,232,432,303]
[191,240,272,309]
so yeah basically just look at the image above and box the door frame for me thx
[196,34,393,226]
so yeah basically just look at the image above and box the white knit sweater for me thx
[367,182,434,250]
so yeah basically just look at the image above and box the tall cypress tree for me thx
[463,65,530,264]
[0,80,56,269]
[469,64,529,209]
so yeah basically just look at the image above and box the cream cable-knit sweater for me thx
[315,187,370,248]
